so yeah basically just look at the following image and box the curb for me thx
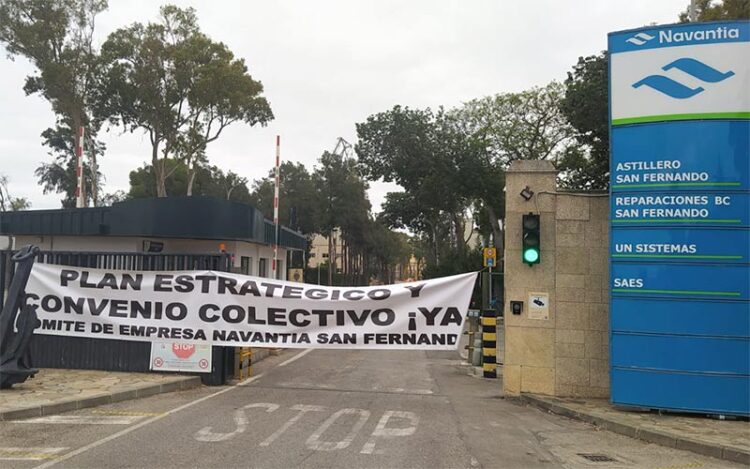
[0,376,201,421]
[520,394,750,465]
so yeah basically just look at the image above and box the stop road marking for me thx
[193,401,419,454]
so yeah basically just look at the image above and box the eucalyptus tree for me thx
[0,0,108,205]
[97,5,272,197]
[128,162,253,203]
[0,174,30,211]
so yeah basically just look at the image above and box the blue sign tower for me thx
[608,20,749,415]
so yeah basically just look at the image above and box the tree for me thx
[97,5,273,197]
[0,174,30,211]
[358,85,574,274]
[246,155,412,285]
[249,162,319,235]
[98,190,127,206]
[128,162,252,203]
[455,83,574,167]
[679,0,750,21]
[0,0,109,205]
[449,83,573,250]
[356,106,474,272]
[217,171,247,200]
[363,218,412,283]
[248,158,381,286]
[558,53,609,190]
[313,151,371,285]
[34,119,104,207]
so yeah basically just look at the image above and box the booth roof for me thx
[0,196,307,250]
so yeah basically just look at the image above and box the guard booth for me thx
[0,197,308,386]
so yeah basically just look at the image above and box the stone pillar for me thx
[503,160,558,396]
[502,160,611,398]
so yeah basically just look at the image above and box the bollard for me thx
[465,331,475,363]
[234,347,253,380]
[472,336,483,366]
[481,309,497,379]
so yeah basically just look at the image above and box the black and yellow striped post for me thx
[481,309,497,378]
[234,347,253,380]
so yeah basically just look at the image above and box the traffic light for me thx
[522,213,540,265]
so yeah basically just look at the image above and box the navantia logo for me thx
[660,26,740,44]
[624,26,740,47]
[625,32,655,46]
[632,57,735,99]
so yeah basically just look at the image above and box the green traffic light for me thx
[523,248,539,263]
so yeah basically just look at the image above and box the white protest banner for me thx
[26,264,478,350]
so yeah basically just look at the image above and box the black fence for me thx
[0,248,234,385]
[0,250,13,308]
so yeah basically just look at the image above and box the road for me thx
[0,349,741,469]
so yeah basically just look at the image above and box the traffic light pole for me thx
[488,265,492,303]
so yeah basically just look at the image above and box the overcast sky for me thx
[0,0,688,211]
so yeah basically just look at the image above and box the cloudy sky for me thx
[0,0,688,211]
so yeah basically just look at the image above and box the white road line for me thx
[33,373,265,469]
[12,415,144,425]
[379,387,433,395]
[0,447,67,461]
[277,348,313,367]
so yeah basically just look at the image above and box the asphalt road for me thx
[0,349,742,469]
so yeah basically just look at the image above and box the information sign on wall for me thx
[150,342,212,373]
[609,20,749,416]
[527,292,549,320]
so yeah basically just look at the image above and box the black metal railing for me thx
[35,250,232,271]
[0,248,234,385]
[0,250,13,308]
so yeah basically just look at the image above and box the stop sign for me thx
[172,343,195,359]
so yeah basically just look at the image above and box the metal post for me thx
[689,0,697,22]
[482,234,497,378]
[488,233,494,304]
[75,126,85,208]
[488,265,493,303]
[272,135,280,279]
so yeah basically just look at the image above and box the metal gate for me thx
[0,249,234,385]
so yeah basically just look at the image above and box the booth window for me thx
[241,256,252,275]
